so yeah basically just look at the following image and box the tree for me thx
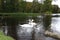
[31,0,40,13]
[0,0,2,11]
[52,5,59,13]
[42,0,52,13]
[25,2,33,13]
[19,0,26,12]
[1,0,20,12]
[58,8,60,13]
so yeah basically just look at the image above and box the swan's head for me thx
[28,19,34,22]
[28,19,36,25]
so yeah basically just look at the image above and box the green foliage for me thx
[31,2,41,13]
[0,13,39,17]
[43,15,51,30]
[45,11,52,15]
[0,0,20,12]
[19,1,26,12]
[0,0,60,13]
[58,8,60,13]
[42,0,52,13]
[52,5,59,13]
[0,32,14,40]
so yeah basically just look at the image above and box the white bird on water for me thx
[19,19,37,27]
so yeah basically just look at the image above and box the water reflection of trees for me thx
[43,15,52,31]
[1,16,28,40]
[0,15,53,40]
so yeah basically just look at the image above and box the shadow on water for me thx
[0,16,28,40]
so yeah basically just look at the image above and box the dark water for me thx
[1,14,60,40]
[17,16,59,40]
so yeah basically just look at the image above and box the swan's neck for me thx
[28,19,33,24]
[28,21,33,25]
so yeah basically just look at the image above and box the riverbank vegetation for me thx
[0,0,59,40]
[0,31,14,40]
[0,13,40,17]
[0,0,59,13]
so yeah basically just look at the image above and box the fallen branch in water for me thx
[45,30,60,40]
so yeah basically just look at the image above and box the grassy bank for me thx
[0,31,14,40]
[0,13,40,17]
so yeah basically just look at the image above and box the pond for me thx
[16,14,60,40]
[1,14,60,40]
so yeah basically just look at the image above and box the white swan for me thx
[19,19,37,27]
